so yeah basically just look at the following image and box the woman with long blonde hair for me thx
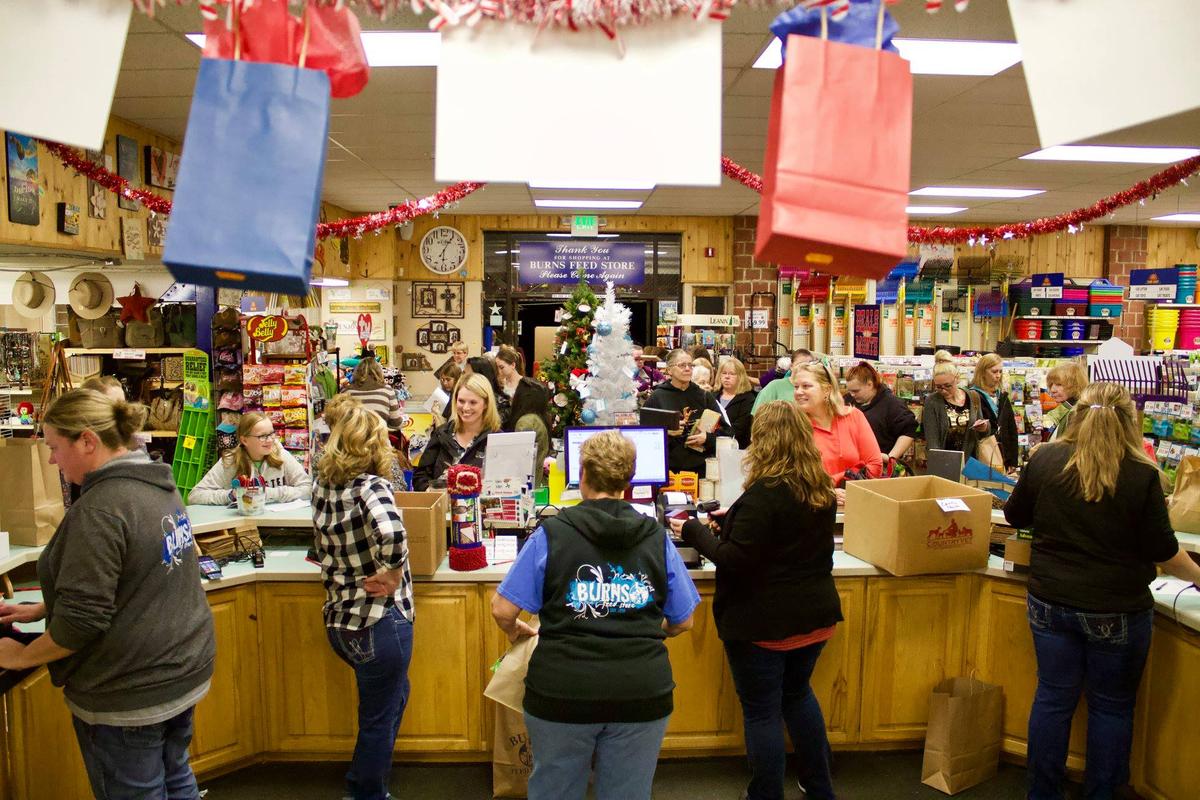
[313,404,414,800]
[716,356,756,448]
[189,411,310,505]
[672,401,840,800]
[969,352,1019,469]
[1005,382,1200,799]
[791,361,881,503]
[922,351,989,461]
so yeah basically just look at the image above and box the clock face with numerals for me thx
[419,226,468,275]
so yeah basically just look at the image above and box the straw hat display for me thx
[68,272,116,320]
[12,271,56,319]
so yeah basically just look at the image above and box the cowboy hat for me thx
[12,271,56,319]
[68,272,115,320]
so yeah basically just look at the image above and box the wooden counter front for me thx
[4,573,1198,800]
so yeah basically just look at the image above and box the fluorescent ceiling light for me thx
[906,206,967,215]
[1152,213,1200,223]
[1021,146,1200,164]
[534,199,643,210]
[310,276,349,287]
[910,186,1044,199]
[185,31,440,67]
[753,37,1021,76]
[529,179,655,191]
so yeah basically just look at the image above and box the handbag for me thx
[123,306,166,348]
[974,435,1006,474]
[146,390,183,432]
[755,3,912,279]
[164,56,330,295]
[77,310,123,349]
[162,304,198,347]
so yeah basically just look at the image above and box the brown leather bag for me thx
[77,311,123,349]
[124,306,166,348]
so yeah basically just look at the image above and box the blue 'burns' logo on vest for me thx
[565,563,654,619]
[161,511,194,571]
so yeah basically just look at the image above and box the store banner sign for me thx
[516,241,645,285]
[853,304,881,359]
[1030,273,1064,299]
[1130,267,1179,300]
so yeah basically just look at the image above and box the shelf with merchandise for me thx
[64,347,195,356]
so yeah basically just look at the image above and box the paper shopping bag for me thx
[492,705,534,798]
[755,34,912,279]
[484,633,538,713]
[0,439,66,546]
[164,58,329,296]
[1168,456,1200,534]
[921,677,1003,795]
[1008,0,1200,146]
[0,0,131,150]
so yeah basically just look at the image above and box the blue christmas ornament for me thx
[596,321,613,336]
[581,407,597,424]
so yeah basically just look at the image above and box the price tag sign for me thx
[183,435,197,450]
[1030,272,1064,299]
[113,348,146,360]
[1129,267,1178,300]
[935,497,970,513]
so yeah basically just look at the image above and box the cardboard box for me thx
[396,491,450,577]
[843,476,993,576]
[1003,533,1032,570]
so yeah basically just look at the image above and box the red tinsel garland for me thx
[40,138,484,241]
[722,155,1200,244]
[44,137,1199,246]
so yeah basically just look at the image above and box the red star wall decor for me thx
[117,283,156,324]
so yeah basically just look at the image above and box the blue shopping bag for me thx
[165,58,330,295]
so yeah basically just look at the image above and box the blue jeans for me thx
[724,639,835,800]
[523,710,670,800]
[1026,593,1153,800]
[326,606,414,800]
[71,706,200,800]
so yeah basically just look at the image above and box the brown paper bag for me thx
[484,632,538,712]
[492,704,534,799]
[974,435,1006,474]
[0,438,66,546]
[1168,455,1200,533]
[921,677,1003,795]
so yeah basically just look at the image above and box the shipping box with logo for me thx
[395,491,450,577]
[843,476,992,576]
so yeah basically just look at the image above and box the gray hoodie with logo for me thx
[37,452,216,714]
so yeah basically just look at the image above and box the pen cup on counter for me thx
[237,487,266,516]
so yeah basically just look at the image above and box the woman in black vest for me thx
[673,401,840,800]
[491,430,700,799]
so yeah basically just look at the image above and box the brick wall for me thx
[732,215,779,370]
[1104,225,1148,346]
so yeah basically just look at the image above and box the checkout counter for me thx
[0,503,1197,800]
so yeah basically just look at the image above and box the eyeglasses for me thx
[933,382,957,393]
[249,432,275,442]
[672,362,693,370]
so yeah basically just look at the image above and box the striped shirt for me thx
[346,387,406,431]
[312,474,414,630]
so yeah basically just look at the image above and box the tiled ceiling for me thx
[114,3,1200,224]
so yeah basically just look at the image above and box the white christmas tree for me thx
[581,282,639,426]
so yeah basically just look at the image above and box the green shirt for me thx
[751,373,795,414]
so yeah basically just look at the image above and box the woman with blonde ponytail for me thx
[0,389,215,798]
[1005,382,1200,799]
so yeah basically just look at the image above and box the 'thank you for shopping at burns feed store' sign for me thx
[517,241,645,285]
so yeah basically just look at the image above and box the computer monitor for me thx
[563,426,669,487]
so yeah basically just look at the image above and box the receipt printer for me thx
[657,491,718,569]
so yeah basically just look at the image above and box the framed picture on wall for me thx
[5,132,39,226]
[412,280,464,318]
[116,135,139,211]
[144,145,180,190]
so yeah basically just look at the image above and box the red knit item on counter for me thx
[449,542,488,572]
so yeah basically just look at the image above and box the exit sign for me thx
[572,215,599,236]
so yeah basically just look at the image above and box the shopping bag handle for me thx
[819,2,887,50]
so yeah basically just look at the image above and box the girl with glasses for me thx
[921,351,990,462]
[190,411,311,505]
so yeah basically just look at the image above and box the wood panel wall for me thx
[1147,226,1200,268]
[904,226,1107,278]
[394,213,733,284]
[0,116,180,257]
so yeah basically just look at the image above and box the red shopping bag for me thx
[302,0,370,99]
[755,33,913,279]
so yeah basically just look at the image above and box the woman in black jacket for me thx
[969,353,1019,470]
[643,349,730,476]
[672,401,839,800]
[715,357,756,449]
[413,373,501,490]
[1004,382,1200,799]
[843,361,918,464]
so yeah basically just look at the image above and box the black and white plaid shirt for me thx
[312,474,414,630]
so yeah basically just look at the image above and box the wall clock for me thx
[419,225,469,275]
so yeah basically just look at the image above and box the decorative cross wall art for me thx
[415,319,461,354]
[412,280,464,319]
